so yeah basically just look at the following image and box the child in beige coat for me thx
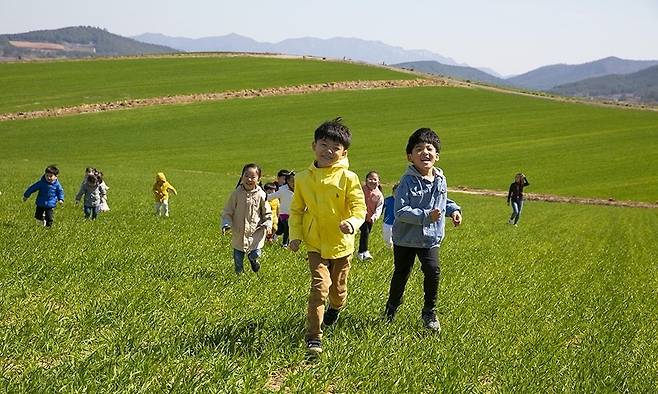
[222,163,272,273]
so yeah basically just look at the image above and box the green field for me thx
[1,56,657,392]
[0,56,415,113]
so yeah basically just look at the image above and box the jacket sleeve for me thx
[445,198,461,217]
[289,185,306,241]
[167,182,177,195]
[23,181,40,199]
[221,191,236,228]
[371,193,384,222]
[56,182,64,202]
[344,174,366,233]
[258,194,273,230]
[395,178,431,225]
[507,183,514,203]
[75,183,85,202]
[524,177,529,187]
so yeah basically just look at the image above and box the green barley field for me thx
[1,56,657,392]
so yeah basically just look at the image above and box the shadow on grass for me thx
[183,313,307,357]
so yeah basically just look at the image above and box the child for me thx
[267,171,295,247]
[263,182,280,243]
[289,118,366,354]
[97,171,110,212]
[384,128,462,333]
[75,174,105,220]
[222,163,272,274]
[507,172,530,226]
[276,169,291,189]
[357,171,384,261]
[23,165,65,227]
[381,183,399,249]
[152,172,177,217]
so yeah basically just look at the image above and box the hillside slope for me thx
[0,26,177,60]
[507,56,658,90]
[550,65,658,104]
[393,60,509,86]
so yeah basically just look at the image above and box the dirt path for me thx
[450,186,658,209]
[0,78,456,122]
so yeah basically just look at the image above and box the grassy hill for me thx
[0,26,177,60]
[0,56,415,114]
[0,55,657,392]
[393,60,509,86]
[551,65,658,104]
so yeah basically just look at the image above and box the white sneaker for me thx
[508,218,514,225]
[363,251,373,260]
[356,252,365,261]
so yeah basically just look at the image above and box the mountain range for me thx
[550,65,658,104]
[133,32,463,67]
[2,27,657,105]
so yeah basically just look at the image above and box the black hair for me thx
[86,174,98,184]
[264,182,277,191]
[235,163,262,188]
[45,165,59,176]
[277,169,290,178]
[314,117,351,149]
[406,128,441,155]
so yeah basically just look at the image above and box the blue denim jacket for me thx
[392,165,461,248]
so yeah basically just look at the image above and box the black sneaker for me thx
[384,304,397,322]
[422,310,441,332]
[249,259,260,273]
[306,339,322,354]
[323,307,340,326]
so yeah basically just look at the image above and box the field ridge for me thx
[452,187,658,208]
[0,78,453,121]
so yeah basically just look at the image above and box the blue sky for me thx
[3,0,657,75]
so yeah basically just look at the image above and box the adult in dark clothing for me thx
[507,173,529,225]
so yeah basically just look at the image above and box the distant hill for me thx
[506,56,658,91]
[392,60,509,86]
[0,26,177,60]
[133,33,462,66]
[550,65,658,104]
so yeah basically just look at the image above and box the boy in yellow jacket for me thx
[153,172,177,217]
[289,118,366,354]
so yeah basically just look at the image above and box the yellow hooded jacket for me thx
[289,157,366,259]
[153,172,177,202]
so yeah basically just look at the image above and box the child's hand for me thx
[339,220,353,234]
[429,209,441,222]
[289,239,301,252]
[451,211,462,227]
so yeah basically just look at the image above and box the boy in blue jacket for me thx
[384,128,462,332]
[23,165,65,227]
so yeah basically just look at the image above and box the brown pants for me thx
[306,252,351,341]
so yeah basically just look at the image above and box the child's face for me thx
[366,174,380,190]
[277,176,286,186]
[241,168,260,190]
[407,142,438,175]
[313,138,347,168]
[287,176,295,190]
[45,173,58,183]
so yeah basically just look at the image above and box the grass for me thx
[1,193,657,392]
[1,86,657,202]
[0,55,415,113]
[1,57,657,391]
